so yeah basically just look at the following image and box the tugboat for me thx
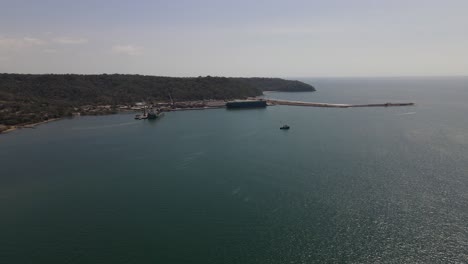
[280,125,290,130]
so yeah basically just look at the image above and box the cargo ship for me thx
[226,99,267,109]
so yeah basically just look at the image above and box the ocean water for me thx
[1,77,468,263]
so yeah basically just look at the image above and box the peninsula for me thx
[0,74,315,133]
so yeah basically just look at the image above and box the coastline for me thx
[0,118,62,135]
[0,101,228,134]
[0,96,415,135]
[0,101,227,135]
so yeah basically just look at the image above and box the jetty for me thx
[266,99,414,108]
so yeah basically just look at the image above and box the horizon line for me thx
[1,72,467,79]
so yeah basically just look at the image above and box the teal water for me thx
[1,77,468,263]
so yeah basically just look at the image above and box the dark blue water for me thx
[1,77,468,263]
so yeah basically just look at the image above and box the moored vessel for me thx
[147,107,160,119]
[226,99,267,108]
[135,106,160,120]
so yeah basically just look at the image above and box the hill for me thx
[234,77,315,92]
[0,74,315,129]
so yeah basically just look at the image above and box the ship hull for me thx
[147,113,158,119]
[226,100,267,109]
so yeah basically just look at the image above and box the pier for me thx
[128,99,415,115]
[266,99,415,108]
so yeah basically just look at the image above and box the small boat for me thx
[134,114,142,120]
[280,125,290,130]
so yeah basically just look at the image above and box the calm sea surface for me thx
[1,77,468,263]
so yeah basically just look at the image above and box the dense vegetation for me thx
[234,77,315,92]
[0,74,315,130]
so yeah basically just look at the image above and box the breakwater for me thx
[267,99,415,108]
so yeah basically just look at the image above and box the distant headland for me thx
[0,74,315,133]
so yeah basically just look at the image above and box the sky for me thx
[0,0,467,77]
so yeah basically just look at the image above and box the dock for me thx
[266,99,414,108]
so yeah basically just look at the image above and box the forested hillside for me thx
[0,74,315,129]
[234,77,315,92]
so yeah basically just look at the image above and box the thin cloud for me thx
[111,45,143,56]
[23,37,46,45]
[53,37,88,44]
[0,37,46,51]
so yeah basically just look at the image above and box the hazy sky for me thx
[1,0,467,77]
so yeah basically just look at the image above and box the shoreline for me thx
[1,118,62,135]
[0,104,227,134]
[1,97,415,134]
[0,99,231,134]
